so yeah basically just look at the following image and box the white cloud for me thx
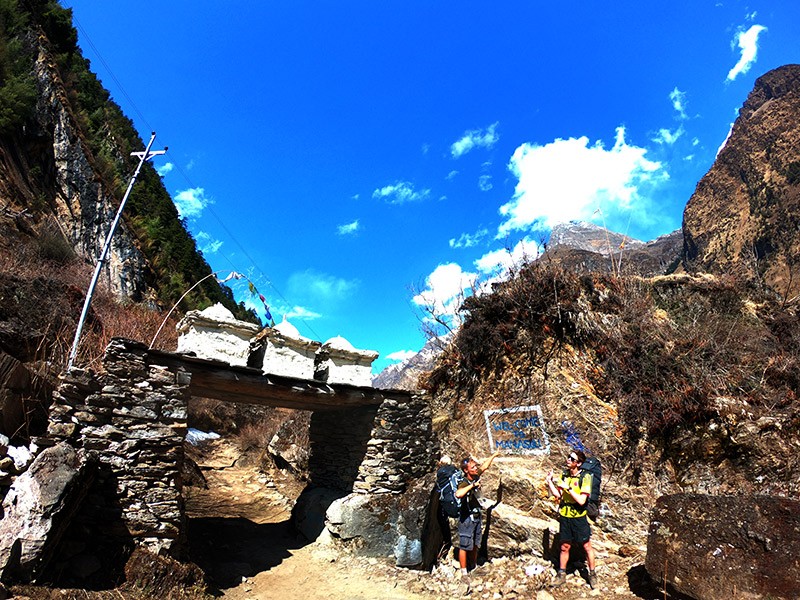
[451,122,500,158]
[337,220,360,235]
[475,238,541,278]
[386,349,417,362]
[288,270,358,303]
[449,228,489,249]
[478,174,493,191]
[727,24,767,81]
[498,127,665,236]
[446,170,459,180]
[372,181,431,204]
[173,187,211,219]
[195,231,223,254]
[285,305,321,320]
[156,162,174,176]
[669,88,688,119]
[716,122,735,156]
[412,263,477,325]
[653,125,685,145]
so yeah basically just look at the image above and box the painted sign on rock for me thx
[483,405,550,455]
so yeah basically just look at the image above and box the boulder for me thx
[646,494,800,600]
[292,486,349,541]
[326,492,399,554]
[0,442,93,582]
[485,503,554,559]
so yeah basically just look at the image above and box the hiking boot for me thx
[588,569,598,589]
[552,569,566,587]
[458,572,471,596]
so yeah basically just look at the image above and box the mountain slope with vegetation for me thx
[426,67,800,505]
[0,0,256,324]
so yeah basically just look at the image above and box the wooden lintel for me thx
[145,347,405,410]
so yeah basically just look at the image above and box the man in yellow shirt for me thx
[545,449,598,589]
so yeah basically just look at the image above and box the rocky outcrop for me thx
[0,32,151,302]
[0,442,93,583]
[683,64,800,298]
[646,494,800,600]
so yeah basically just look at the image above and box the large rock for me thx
[485,503,553,559]
[0,443,93,582]
[646,494,800,600]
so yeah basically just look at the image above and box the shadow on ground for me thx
[188,516,310,590]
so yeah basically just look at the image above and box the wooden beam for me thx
[146,348,410,411]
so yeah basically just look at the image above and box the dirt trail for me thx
[185,440,435,600]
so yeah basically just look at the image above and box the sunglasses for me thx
[567,455,578,462]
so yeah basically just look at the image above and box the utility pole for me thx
[67,132,167,371]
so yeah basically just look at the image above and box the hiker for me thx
[455,450,500,581]
[546,449,598,589]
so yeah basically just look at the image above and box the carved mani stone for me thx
[646,494,800,600]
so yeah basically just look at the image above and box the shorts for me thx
[458,514,482,551]
[558,515,591,544]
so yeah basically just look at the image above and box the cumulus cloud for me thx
[386,349,417,363]
[669,88,688,119]
[173,187,212,219]
[449,228,489,249]
[451,122,500,158]
[478,174,493,191]
[337,220,360,235]
[446,170,459,180]
[474,238,541,278]
[498,127,665,236]
[372,181,431,204]
[412,263,477,326]
[727,24,767,81]
[156,162,174,176]
[195,231,223,255]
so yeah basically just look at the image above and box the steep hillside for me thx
[0,0,256,319]
[683,64,800,300]
[426,263,800,498]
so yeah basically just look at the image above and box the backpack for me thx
[578,456,602,520]
[435,464,463,518]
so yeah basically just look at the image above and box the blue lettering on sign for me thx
[494,439,542,450]
[493,417,543,432]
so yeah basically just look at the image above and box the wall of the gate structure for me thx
[307,396,436,493]
[44,339,190,562]
[41,337,438,569]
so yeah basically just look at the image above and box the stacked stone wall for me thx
[43,339,189,560]
[354,394,438,494]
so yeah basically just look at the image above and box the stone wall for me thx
[35,337,438,579]
[353,394,438,494]
[304,394,437,494]
[42,339,189,564]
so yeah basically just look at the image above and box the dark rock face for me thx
[683,64,800,298]
[646,494,800,600]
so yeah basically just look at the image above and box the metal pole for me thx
[67,132,167,370]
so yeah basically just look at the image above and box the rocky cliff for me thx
[683,64,800,299]
[0,29,151,301]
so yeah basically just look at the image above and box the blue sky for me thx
[63,1,799,374]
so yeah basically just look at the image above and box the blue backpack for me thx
[435,465,463,518]
[579,456,602,520]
